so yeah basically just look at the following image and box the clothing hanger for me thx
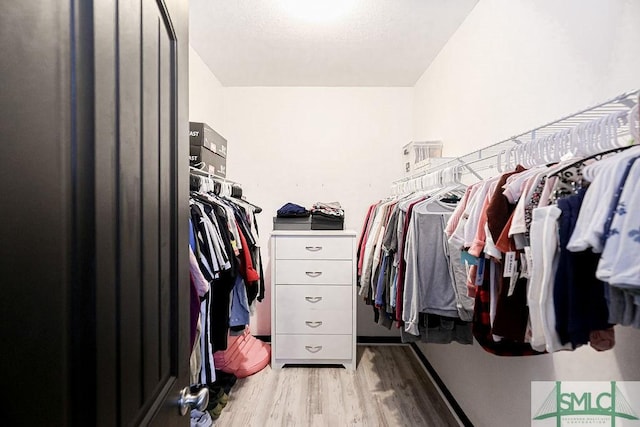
[596,115,610,152]
[554,131,568,162]
[532,136,544,166]
[545,134,555,163]
[496,150,506,173]
[531,136,548,167]
[547,143,636,180]
[602,113,614,150]
[424,166,466,200]
[629,103,639,143]
[504,145,515,172]
[227,194,263,214]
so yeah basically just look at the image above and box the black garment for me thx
[400,314,472,345]
[190,195,239,352]
[204,199,238,277]
[210,270,236,351]
[190,191,265,352]
[256,251,265,303]
[190,204,221,282]
[554,188,612,348]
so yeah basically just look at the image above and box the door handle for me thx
[305,321,323,328]
[178,386,209,416]
[305,246,323,252]
[304,296,323,303]
[305,345,323,353]
[305,271,322,278]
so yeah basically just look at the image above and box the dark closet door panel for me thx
[0,2,73,425]
[141,0,162,402]
[158,9,174,383]
[1,0,187,424]
[94,0,186,425]
[95,0,119,424]
[118,0,144,423]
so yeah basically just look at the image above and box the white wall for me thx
[189,45,225,134]
[188,1,640,422]
[418,327,640,427]
[413,0,640,158]
[412,1,640,426]
[222,87,413,336]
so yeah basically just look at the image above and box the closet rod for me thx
[506,91,638,142]
[189,165,241,186]
[393,89,639,187]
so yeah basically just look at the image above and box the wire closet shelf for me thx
[189,165,240,186]
[392,90,639,195]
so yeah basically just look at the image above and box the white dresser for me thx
[270,230,357,370]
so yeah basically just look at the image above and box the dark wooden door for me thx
[0,0,190,425]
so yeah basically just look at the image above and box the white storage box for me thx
[402,141,443,175]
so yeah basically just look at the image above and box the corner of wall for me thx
[188,43,226,135]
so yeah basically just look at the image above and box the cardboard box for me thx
[189,145,227,178]
[189,122,228,158]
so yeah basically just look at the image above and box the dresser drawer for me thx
[276,307,352,335]
[274,334,352,360]
[275,285,351,311]
[274,260,352,285]
[275,236,352,260]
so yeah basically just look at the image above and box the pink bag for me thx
[214,329,270,378]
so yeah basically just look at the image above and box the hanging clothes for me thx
[360,142,640,357]
[187,176,265,393]
[358,186,471,345]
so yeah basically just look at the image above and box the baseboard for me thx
[357,336,403,344]
[409,343,474,427]
[254,335,404,345]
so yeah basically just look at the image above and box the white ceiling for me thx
[189,0,478,87]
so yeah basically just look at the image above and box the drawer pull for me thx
[305,345,323,353]
[305,246,323,252]
[305,321,323,328]
[305,271,323,278]
[304,296,323,303]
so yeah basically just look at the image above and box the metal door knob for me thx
[178,386,209,416]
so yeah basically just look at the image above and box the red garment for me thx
[357,203,376,254]
[473,259,543,356]
[236,224,260,284]
[486,165,525,243]
[495,212,517,254]
[493,210,528,341]
[395,197,426,326]
[357,203,377,276]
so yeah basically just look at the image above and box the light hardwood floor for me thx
[214,345,461,427]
